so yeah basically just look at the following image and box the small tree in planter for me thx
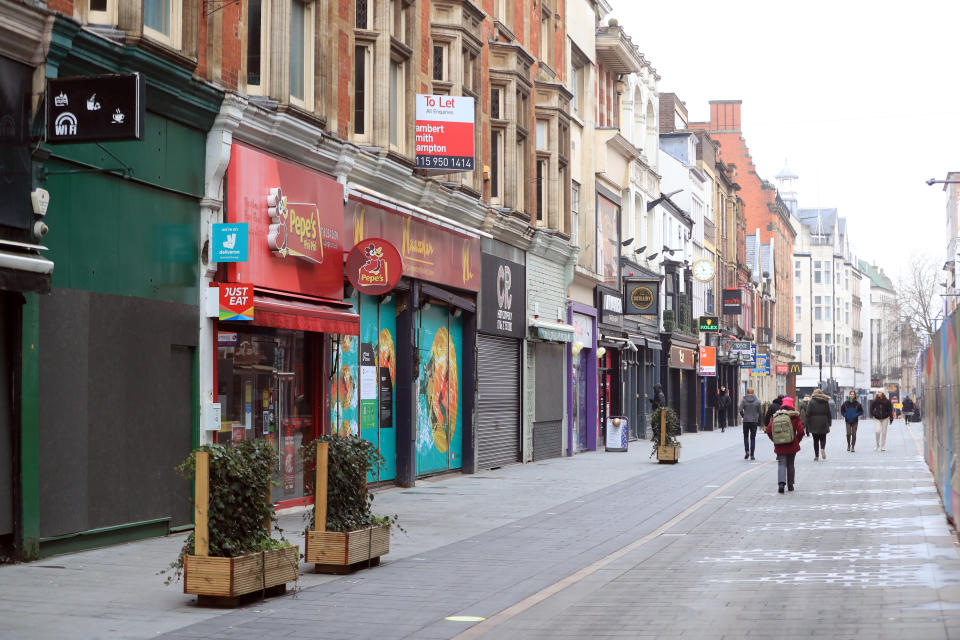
[650,406,681,463]
[301,435,398,573]
[163,440,298,605]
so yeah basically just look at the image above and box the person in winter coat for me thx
[739,387,763,460]
[764,396,805,493]
[805,389,832,460]
[650,384,666,412]
[871,391,893,452]
[798,395,811,427]
[902,396,916,423]
[763,395,784,429]
[716,387,732,433]
[840,391,864,453]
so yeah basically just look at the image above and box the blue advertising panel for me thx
[212,222,249,262]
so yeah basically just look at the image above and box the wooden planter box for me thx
[657,444,679,464]
[184,545,299,601]
[305,525,390,573]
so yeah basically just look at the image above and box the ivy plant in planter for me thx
[650,406,681,463]
[163,440,298,604]
[301,435,399,573]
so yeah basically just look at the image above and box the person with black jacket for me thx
[716,387,732,433]
[651,384,665,412]
[806,389,833,460]
[902,396,916,423]
[840,391,864,453]
[872,391,893,452]
[763,395,784,430]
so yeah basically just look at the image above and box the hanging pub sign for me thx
[219,283,254,321]
[345,238,403,295]
[624,279,659,315]
[699,316,720,332]
[415,94,475,171]
[722,288,742,315]
[46,73,144,143]
[479,253,526,339]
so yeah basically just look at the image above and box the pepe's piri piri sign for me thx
[345,199,480,292]
[346,239,403,295]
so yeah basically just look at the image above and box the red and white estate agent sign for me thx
[415,94,475,171]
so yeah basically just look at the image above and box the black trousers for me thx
[812,433,826,456]
[742,422,757,455]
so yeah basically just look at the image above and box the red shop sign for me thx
[346,238,403,295]
[775,364,789,374]
[345,199,481,292]
[226,143,345,300]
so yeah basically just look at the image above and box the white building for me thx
[859,260,901,393]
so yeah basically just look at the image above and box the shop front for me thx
[622,267,663,440]
[343,193,480,484]
[476,248,526,470]
[596,286,625,446]
[662,334,699,432]
[568,305,598,454]
[217,143,357,506]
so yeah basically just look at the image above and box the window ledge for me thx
[276,102,327,131]
[493,20,515,42]
[133,34,198,72]
[355,28,378,43]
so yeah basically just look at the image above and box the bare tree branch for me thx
[897,254,940,342]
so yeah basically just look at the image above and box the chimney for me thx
[709,100,742,131]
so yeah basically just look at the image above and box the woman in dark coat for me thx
[763,395,784,429]
[805,389,833,460]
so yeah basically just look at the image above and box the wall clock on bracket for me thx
[692,258,716,283]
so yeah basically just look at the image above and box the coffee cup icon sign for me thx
[111,109,125,124]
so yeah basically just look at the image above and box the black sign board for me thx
[624,279,659,315]
[379,366,393,428]
[722,288,742,315]
[479,253,526,338]
[699,316,720,332]
[788,361,803,375]
[596,285,623,326]
[46,73,144,143]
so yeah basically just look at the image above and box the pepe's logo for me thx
[358,242,389,286]
[267,187,323,264]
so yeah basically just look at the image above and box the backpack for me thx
[771,411,796,445]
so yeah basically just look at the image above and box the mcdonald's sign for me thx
[788,361,803,375]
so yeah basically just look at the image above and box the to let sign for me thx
[220,283,254,321]
[415,95,475,171]
[698,346,716,376]
[46,73,144,143]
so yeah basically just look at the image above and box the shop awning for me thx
[253,294,359,335]
[529,319,575,343]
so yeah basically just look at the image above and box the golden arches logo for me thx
[353,205,367,245]
[461,240,474,283]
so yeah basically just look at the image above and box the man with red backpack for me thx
[764,396,805,494]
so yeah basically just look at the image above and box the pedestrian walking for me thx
[739,387,762,460]
[798,394,811,427]
[806,388,832,460]
[716,387,732,433]
[764,396,805,494]
[650,384,665,412]
[840,391,864,453]
[871,391,893,452]
[902,395,916,423]
[763,395,784,429]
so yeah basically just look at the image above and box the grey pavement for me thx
[5,419,959,640]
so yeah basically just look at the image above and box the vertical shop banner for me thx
[479,253,526,338]
[698,346,717,376]
[415,94,475,171]
[722,288,742,315]
[345,199,481,292]
[219,283,254,321]
[359,343,378,430]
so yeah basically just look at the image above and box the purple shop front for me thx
[567,303,598,455]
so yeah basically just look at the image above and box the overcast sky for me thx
[609,0,960,284]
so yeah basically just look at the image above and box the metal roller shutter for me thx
[477,334,521,470]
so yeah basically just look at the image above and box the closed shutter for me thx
[477,334,521,470]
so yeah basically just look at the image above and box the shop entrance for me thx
[358,294,397,483]
[217,326,320,504]
[598,349,620,445]
[571,349,588,452]
[416,303,463,475]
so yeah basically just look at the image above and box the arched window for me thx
[645,100,657,162]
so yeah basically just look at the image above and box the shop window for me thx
[463,48,479,96]
[515,135,526,212]
[493,0,509,29]
[217,327,319,503]
[356,0,371,29]
[539,4,552,63]
[390,0,405,42]
[516,90,529,132]
[432,43,448,82]
[144,0,182,48]
[490,128,504,204]
[353,44,373,140]
[491,86,503,120]
[536,119,548,151]
[535,158,547,224]
[571,180,579,246]
[389,57,405,152]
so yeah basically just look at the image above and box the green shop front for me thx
[28,19,223,557]
[332,193,481,486]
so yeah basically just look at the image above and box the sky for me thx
[609,0,960,285]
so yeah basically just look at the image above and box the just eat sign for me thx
[220,283,254,321]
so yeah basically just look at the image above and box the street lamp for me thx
[926,178,960,186]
